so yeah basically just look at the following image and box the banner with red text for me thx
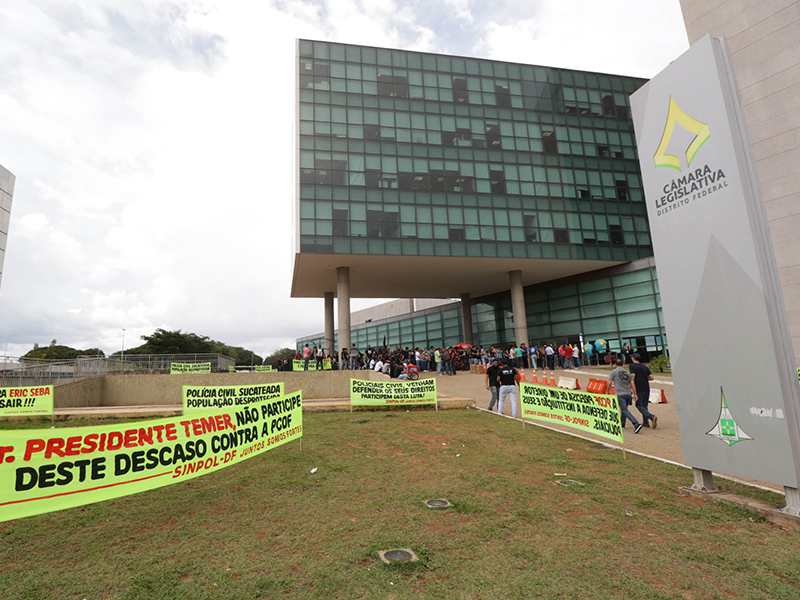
[0,386,54,417]
[520,382,623,443]
[0,391,302,523]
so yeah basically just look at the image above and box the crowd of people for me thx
[281,344,473,377]
[282,341,595,374]
[284,340,659,435]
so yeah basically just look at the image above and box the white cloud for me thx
[442,0,473,23]
[473,0,688,78]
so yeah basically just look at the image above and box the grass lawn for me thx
[2,409,799,599]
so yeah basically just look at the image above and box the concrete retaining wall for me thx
[54,370,390,408]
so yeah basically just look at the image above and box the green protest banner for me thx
[0,391,302,523]
[171,362,212,374]
[350,378,437,408]
[228,366,236,373]
[182,383,285,414]
[0,386,54,417]
[292,358,331,371]
[255,365,274,372]
[520,382,624,443]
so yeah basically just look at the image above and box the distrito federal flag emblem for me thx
[654,97,711,171]
[706,387,753,446]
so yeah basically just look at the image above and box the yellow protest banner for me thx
[520,382,623,443]
[0,391,302,523]
[171,362,212,374]
[292,358,331,371]
[255,365,274,372]
[228,366,236,373]
[182,383,285,414]
[350,378,437,407]
[0,386,54,417]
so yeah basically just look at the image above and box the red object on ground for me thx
[586,378,608,394]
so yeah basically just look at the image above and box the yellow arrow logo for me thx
[654,97,710,171]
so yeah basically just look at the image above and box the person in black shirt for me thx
[485,358,501,412]
[497,358,519,418]
[630,353,657,428]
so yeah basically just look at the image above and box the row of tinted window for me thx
[298,40,643,94]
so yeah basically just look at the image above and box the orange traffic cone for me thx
[531,370,538,384]
[608,383,615,395]
[549,371,556,386]
[575,378,581,390]
[518,368,525,382]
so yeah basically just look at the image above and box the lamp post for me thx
[4,334,15,371]
[121,329,126,372]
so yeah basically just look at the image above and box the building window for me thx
[610,225,624,246]
[615,180,630,201]
[554,228,570,244]
[542,131,557,154]
[490,170,506,194]
[333,209,349,236]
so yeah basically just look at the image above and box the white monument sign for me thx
[630,35,800,504]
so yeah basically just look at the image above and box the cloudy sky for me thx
[0,0,689,358]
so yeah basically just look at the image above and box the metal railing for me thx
[0,353,236,387]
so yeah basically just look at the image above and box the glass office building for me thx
[293,40,666,356]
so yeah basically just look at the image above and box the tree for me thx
[22,344,105,362]
[123,328,214,355]
[263,347,296,368]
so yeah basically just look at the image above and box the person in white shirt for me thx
[374,359,384,372]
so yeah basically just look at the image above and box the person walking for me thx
[572,344,581,369]
[341,347,349,370]
[303,344,311,371]
[485,358,501,412]
[497,358,519,418]
[350,345,359,370]
[630,353,657,428]
[608,358,642,433]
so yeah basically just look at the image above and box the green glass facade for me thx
[299,303,464,352]
[297,40,652,261]
[298,261,667,356]
[470,263,665,352]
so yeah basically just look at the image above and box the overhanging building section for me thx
[292,39,662,353]
[292,253,621,298]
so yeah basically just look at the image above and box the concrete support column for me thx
[324,292,335,360]
[784,486,800,515]
[336,267,351,354]
[691,468,718,493]
[509,270,529,347]
[460,293,474,346]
